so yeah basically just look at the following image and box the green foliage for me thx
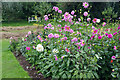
[2,2,24,21]
[32,2,52,20]
[102,7,118,23]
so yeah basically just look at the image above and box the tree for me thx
[32,2,52,20]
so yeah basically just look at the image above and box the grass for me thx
[2,20,39,27]
[1,39,30,78]
[0,39,2,79]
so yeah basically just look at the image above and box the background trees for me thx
[2,2,120,22]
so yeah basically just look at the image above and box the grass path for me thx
[1,39,30,78]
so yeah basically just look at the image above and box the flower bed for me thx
[9,2,120,79]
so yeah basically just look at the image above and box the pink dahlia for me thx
[54,34,60,38]
[58,10,62,14]
[88,47,90,49]
[54,55,58,61]
[92,26,95,29]
[83,12,88,16]
[58,24,61,27]
[83,2,89,8]
[78,18,81,22]
[33,46,36,49]
[28,31,31,35]
[26,47,30,50]
[108,34,113,38]
[113,32,117,35]
[80,39,85,46]
[87,18,91,22]
[44,26,48,29]
[70,29,74,33]
[71,37,78,42]
[64,37,67,40]
[64,25,70,31]
[64,12,71,21]
[47,23,52,27]
[53,6,59,12]
[65,48,70,52]
[98,36,102,39]
[71,10,75,15]
[111,56,116,60]
[48,33,54,38]
[114,46,117,50]
[92,18,97,23]
[118,26,120,30]
[102,22,106,27]
[93,29,98,34]
[61,56,65,59]
[105,33,108,36]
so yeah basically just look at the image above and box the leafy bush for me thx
[102,7,118,23]
[9,2,120,79]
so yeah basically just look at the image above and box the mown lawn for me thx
[1,39,30,78]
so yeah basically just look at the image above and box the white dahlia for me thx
[36,44,44,52]
[52,49,59,53]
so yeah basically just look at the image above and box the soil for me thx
[0,26,43,39]
[13,52,51,80]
